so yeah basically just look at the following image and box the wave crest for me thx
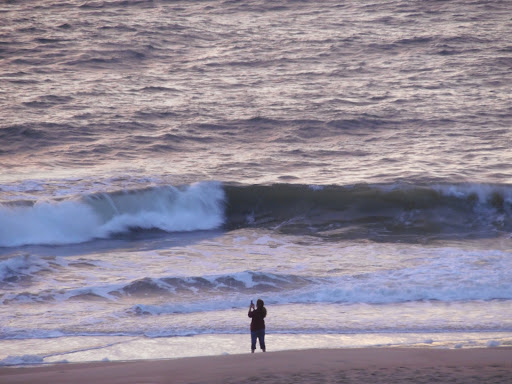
[0,182,225,247]
[2,181,511,247]
[225,183,512,240]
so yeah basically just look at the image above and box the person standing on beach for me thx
[248,298,267,353]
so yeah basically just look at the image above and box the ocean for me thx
[1,0,512,366]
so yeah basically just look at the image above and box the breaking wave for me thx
[1,181,512,247]
[0,271,313,305]
[0,182,225,247]
[4,255,511,307]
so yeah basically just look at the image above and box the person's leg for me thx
[258,330,266,352]
[251,331,257,352]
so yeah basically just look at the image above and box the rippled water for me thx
[2,0,512,186]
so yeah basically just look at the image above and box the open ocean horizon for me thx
[1,0,512,366]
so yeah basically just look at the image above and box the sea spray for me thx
[0,182,225,247]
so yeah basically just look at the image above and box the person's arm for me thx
[248,301,255,317]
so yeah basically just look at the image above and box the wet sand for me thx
[1,347,512,384]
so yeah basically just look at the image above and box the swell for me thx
[225,183,512,241]
[1,181,511,247]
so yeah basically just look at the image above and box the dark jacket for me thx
[248,307,266,331]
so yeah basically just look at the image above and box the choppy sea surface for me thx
[1,0,512,366]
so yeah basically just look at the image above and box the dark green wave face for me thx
[224,183,512,242]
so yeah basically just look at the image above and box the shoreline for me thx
[1,347,512,384]
[2,332,512,366]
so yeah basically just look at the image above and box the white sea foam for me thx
[0,354,44,366]
[99,183,224,234]
[0,200,101,247]
[0,182,225,247]
[290,249,512,304]
[436,183,512,205]
[0,254,52,281]
[3,243,511,307]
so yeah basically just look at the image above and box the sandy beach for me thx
[1,347,512,384]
